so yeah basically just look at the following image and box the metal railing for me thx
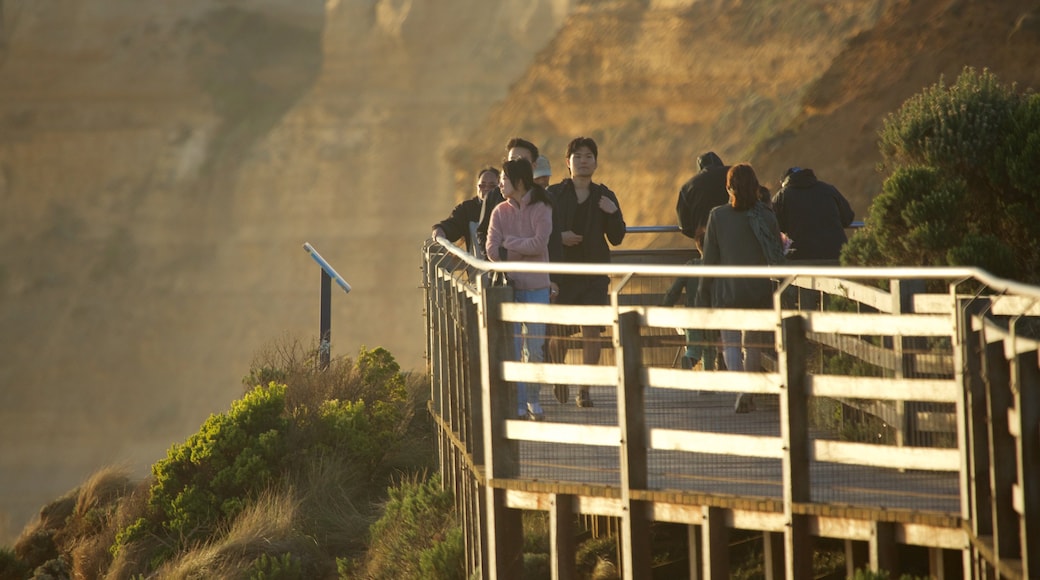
[422,233,1040,579]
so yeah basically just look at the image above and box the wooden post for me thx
[845,539,868,577]
[687,525,700,580]
[1013,347,1040,576]
[550,494,577,580]
[480,285,523,579]
[870,521,898,576]
[960,302,993,551]
[466,297,485,464]
[983,336,1019,562]
[779,315,812,578]
[617,310,652,579]
[762,532,784,580]
[700,506,728,579]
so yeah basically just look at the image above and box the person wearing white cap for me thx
[532,155,552,188]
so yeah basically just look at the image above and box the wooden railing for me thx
[422,238,1040,579]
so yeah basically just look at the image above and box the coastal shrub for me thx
[354,474,462,579]
[113,382,291,566]
[847,67,1040,283]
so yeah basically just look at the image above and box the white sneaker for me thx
[527,402,545,420]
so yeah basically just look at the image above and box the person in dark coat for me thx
[676,151,730,250]
[432,167,500,258]
[771,167,854,261]
[545,136,626,408]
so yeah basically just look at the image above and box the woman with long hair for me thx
[696,163,784,413]
[486,159,554,420]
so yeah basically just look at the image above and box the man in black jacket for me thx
[432,167,500,258]
[771,167,854,261]
[676,151,730,251]
[546,137,626,407]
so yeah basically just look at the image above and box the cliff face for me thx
[2,0,1038,544]
[0,0,572,542]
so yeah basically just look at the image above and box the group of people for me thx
[672,152,855,411]
[432,140,854,418]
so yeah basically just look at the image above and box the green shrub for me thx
[114,382,291,565]
[847,67,1040,283]
[0,548,29,580]
[356,474,461,579]
[248,552,304,580]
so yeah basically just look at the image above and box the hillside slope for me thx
[752,0,1040,206]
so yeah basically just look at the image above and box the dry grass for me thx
[154,487,330,579]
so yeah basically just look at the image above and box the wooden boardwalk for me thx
[423,241,1040,579]
[513,385,960,515]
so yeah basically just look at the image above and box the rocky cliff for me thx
[1,0,1038,544]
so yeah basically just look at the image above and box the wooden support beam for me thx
[984,338,1020,561]
[1013,348,1040,577]
[701,506,729,579]
[845,539,868,577]
[479,286,523,579]
[763,531,784,580]
[780,315,813,579]
[617,310,652,580]
[870,521,898,576]
[550,494,576,580]
[687,525,700,580]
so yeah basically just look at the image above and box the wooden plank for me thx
[813,516,874,541]
[504,420,620,445]
[576,495,625,517]
[808,375,959,403]
[644,305,778,331]
[500,302,614,325]
[645,367,781,394]
[650,428,784,458]
[808,331,900,371]
[812,440,960,471]
[806,311,954,336]
[730,510,786,532]
[912,293,956,314]
[989,295,1040,316]
[794,276,893,312]
[901,524,969,550]
[649,503,705,525]
[501,361,618,387]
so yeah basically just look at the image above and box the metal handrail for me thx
[431,235,1040,298]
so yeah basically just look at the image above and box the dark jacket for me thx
[677,165,730,241]
[433,195,483,255]
[771,169,854,261]
[696,203,781,309]
[547,179,626,281]
[474,187,504,259]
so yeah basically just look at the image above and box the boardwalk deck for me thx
[511,385,960,515]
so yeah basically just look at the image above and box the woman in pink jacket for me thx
[486,159,554,420]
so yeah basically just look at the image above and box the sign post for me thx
[303,242,351,369]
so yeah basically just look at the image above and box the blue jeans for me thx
[513,287,550,415]
[720,329,770,372]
